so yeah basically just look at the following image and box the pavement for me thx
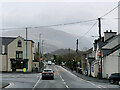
[63,66,109,83]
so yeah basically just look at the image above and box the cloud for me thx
[1,2,118,43]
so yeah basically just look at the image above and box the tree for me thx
[56,56,62,65]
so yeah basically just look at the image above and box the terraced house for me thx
[87,30,120,79]
[0,36,38,72]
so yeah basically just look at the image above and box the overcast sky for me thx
[1,1,118,42]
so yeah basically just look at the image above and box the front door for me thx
[10,59,17,72]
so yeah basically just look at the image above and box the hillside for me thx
[2,27,91,53]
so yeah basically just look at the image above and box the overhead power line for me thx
[32,19,97,29]
[0,27,26,31]
[0,19,97,31]
[102,18,120,20]
[0,3,119,32]
[100,3,120,18]
[78,21,97,40]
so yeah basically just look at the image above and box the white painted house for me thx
[87,30,120,78]
[102,32,120,78]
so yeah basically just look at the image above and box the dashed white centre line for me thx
[56,65,107,89]
[55,66,69,88]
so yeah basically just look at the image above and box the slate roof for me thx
[102,34,120,57]
[0,36,34,54]
[102,44,120,57]
[0,37,16,54]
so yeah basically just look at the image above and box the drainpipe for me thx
[89,62,91,77]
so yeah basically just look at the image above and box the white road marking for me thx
[5,82,14,88]
[98,85,109,90]
[32,73,41,90]
[56,65,107,89]
[98,85,107,88]
[55,66,69,88]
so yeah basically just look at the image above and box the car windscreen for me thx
[44,70,52,73]
[111,73,120,76]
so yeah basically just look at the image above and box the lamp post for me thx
[26,27,28,72]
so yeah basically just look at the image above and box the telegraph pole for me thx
[76,39,78,53]
[38,42,39,53]
[39,34,41,58]
[41,40,44,56]
[39,34,42,72]
[98,18,102,78]
[76,39,79,71]
[26,27,28,72]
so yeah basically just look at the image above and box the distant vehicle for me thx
[48,61,52,65]
[42,69,54,80]
[108,73,120,84]
[61,62,65,66]
[52,63,55,65]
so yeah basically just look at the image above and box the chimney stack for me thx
[104,30,117,41]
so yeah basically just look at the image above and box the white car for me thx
[48,61,52,65]
[52,63,55,65]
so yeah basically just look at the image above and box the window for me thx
[16,51,23,59]
[2,45,5,54]
[18,40,22,47]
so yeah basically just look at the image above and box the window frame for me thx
[16,51,23,59]
[17,40,22,47]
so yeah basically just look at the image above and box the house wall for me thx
[0,55,1,71]
[103,50,119,78]
[118,49,120,73]
[0,55,7,71]
[8,36,34,72]
[91,62,95,77]
[87,63,90,76]
[91,60,99,77]
[91,42,100,77]
[32,62,39,71]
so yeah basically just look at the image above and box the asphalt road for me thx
[2,65,119,89]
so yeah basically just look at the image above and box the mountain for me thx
[2,27,91,53]
[51,49,76,55]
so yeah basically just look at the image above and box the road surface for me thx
[2,65,119,89]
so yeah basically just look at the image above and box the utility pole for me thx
[76,39,78,53]
[26,27,28,72]
[39,34,42,72]
[39,34,41,58]
[41,40,44,56]
[76,39,79,71]
[38,42,39,53]
[68,48,70,54]
[98,18,102,78]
